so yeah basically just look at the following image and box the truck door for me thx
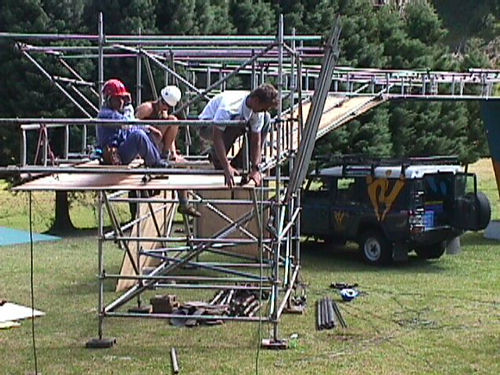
[301,176,332,236]
[331,177,359,238]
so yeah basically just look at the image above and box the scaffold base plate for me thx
[85,337,116,349]
[261,338,288,350]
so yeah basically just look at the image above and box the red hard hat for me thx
[102,79,130,98]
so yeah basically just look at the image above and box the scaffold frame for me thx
[1,12,499,350]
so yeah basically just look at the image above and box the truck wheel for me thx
[359,230,392,265]
[474,191,491,230]
[415,241,446,259]
[453,192,491,231]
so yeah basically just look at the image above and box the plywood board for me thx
[0,302,45,323]
[196,189,268,257]
[116,190,176,292]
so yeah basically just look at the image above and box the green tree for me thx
[0,0,50,165]
[316,105,393,158]
[229,0,275,35]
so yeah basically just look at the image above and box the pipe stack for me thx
[317,297,347,330]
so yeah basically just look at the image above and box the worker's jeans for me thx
[118,129,161,167]
[202,113,271,170]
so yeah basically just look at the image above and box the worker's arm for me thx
[134,103,149,119]
[135,103,163,137]
[213,126,239,188]
[248,131,262,186]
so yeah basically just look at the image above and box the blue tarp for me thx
[0,227,60,247]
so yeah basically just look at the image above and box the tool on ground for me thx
[339,288,359,302]
[150,294,180,313]
[170,347,179,374]
[330,282,359,290]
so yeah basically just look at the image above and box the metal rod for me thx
[276,265,300,318]
[97,191,104,339]
[144,55,158,100]
[0,31,322,42]
[106,274,270,283]
[106,311,269,323]
[98,13,104,108]
[0,118,245,127]
[136,27,143,107]
[21,50,92,118]
[173,43,277,115]
[171,348,179,374]
[153,283,273,291]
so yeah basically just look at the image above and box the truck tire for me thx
[415,241,446,259]
[474,191,491,230]
[453,191,491,231]
[359,230,393,265]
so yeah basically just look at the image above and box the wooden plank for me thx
[116,190,176,292]
[196,189,267,257]
[0,302,45,323]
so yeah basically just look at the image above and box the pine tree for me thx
[0,0,50,165]
[229,0,275,35]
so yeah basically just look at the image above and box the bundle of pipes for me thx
[316,297,347,330]
[209,288,266,318]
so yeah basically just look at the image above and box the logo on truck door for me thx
[334,210,346,226]
[367,171,405,221]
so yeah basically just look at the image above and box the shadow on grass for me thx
[55,276,118,296]
[300,240,447,274]
[460,231,498,246]
[44,226,103,237]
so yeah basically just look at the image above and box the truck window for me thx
[303,176,331,201]
[336,177,356,202]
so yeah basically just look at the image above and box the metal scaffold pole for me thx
[98,13,104,108]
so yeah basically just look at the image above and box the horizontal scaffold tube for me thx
[0,32,322,42]
[0,118,245,127]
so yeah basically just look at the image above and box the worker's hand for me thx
[123,93,132,105]
[224,165,240,189]
[248,170,262,187]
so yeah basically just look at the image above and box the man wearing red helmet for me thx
[97,79,168,168]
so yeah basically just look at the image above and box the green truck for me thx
[301,156,491,264]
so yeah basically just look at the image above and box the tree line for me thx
[0,0,498,166]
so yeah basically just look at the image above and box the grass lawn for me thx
[0,159,498,374]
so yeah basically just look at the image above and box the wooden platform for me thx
[13,170,244,192]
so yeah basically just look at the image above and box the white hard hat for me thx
[160,85,181,106]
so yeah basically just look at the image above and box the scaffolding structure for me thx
[1,14,337,349]
[1,14,500,349]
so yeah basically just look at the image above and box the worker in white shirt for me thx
[198,83,278,188]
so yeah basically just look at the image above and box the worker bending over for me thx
[199,83,278,188]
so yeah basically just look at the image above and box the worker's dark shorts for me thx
[199,125,212,140]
